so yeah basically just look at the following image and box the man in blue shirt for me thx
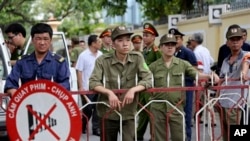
[169,28,197,141]
[4,23,70,96]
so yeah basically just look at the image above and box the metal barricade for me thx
[195,78,250,141]
[1,76,249,141]
[134,99,186,141]
[79,101,122,141]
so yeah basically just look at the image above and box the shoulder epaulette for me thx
[153,45,159,52]
[52,53,65,63]
[19,54,29,60]
[102,52,113,58]
[129,51,141,56]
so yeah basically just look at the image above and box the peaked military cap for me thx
[168,28,185,37]
[160,34,177,45]
[226,27,243,39]
[111,26,134,40]
[131,34,142,43]
[143,23,159,37]
[99,28,112,38]
[187,36,192,43]
[71,36,80,42]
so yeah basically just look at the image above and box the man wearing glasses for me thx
[4,23,27,65]
[4,23,70,96]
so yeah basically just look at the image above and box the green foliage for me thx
[0,0,104,36]
[138,0,181,20]
[97,0,127,16]
[97,0,191,21]
[0,0,34,30]
[0,0,198,37]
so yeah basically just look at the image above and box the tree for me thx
[0,0,104,36]
[0,0,200,36]
[137,0,181,20]
[30,0,104,36]
[98,0,195,21]
[0,0,35,30]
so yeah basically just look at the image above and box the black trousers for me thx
[82,94,99,132]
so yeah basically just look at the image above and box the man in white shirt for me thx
[190,33,214,74]
[75,35,103,136]
[189,32,214,126]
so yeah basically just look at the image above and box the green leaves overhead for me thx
[0,0,201,36]
[0,0,34,29]
[97,0,127,16]
[138,0,181,20]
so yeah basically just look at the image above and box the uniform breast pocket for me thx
[42,73,53,80]
[105,76,118,89]
[171,72,182,86]
[154,75,165,87]
[126,74,136,88]
[21,72,34,82]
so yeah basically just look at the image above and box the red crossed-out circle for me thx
[6,79,82,141]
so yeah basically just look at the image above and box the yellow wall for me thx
[131,9,250,62]
[95,9,250,62]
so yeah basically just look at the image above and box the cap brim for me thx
[112,32,134,40]
[161,41,177,44]
[143,30,159,37]
[227,34,242,39]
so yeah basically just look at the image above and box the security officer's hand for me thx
[107,90,122,111]
[122,88,135,107]
[7,88,17,97]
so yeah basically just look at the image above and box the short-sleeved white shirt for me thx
[75,48,103,90]
[193,44,214,74]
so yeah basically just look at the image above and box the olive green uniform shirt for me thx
[143,44,162,65]
[11,49,23,60]
[149,57,197,111]
[70,45,84,63]
[100,45,114,54]
[12,40,28,60]
[89,51,152,120]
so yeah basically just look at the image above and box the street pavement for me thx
[80,112,221,141]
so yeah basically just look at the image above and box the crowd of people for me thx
[2,22,250,141]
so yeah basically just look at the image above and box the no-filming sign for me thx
[6,80,82,141]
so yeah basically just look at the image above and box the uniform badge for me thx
[153,46,159,52]
[145,24,149,29]
[118,26,126,30]
[59,57,65,62]
[171,29,175,34]
[107,29,112,32]
[231,28,238,33]
[167,34,174,38]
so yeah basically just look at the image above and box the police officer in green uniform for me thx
[99,28,114,54]
[4,23,27,66]
[89,25,152,141]
[149,34,219,141]
[70,36,85,67]
[131,34,143,52]
[136,22,161,141]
